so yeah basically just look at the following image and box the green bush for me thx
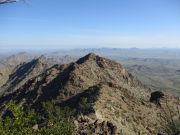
[39,102,75,135]
[0,101,39,135]
[0,101,75,135]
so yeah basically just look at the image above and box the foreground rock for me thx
[75,115,117,135]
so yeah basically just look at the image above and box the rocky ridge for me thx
[0,53,179,135]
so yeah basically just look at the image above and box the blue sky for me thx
[0,0,180,49]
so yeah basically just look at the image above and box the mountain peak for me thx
[35,55,47,63]
[86,52,97,58]
[76,52,99,64]
[39,55,46,59]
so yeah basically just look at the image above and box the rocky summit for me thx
[0,53,179,135]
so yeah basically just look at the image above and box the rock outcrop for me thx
[75,116,117,135]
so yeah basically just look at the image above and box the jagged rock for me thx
[75,116,117,135]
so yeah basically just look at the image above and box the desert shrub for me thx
[79,97,91,114]
[159,99,180,134]
[0,101,39,135]
[0,101,75,135]
[39,102,75,135]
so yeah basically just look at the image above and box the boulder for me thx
[150,91,164,106]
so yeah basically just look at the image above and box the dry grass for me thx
[159,98,180,134]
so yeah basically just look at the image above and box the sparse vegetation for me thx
[0,101,75,135]
[79,97,91,114]
[159,99,180,134]
[40,102,75,135]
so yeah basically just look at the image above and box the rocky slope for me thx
[0,55,51,95]
[1,52,33,66]
[0,63,13,87]
[0,53,179,135]
[0,52,77,88]
[0,52,34,87]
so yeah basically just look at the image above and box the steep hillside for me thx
[0,52,34,87]
[0,63,13,87]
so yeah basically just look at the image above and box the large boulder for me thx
[150,91,164,106]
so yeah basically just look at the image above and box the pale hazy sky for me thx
[0,0,180,49]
